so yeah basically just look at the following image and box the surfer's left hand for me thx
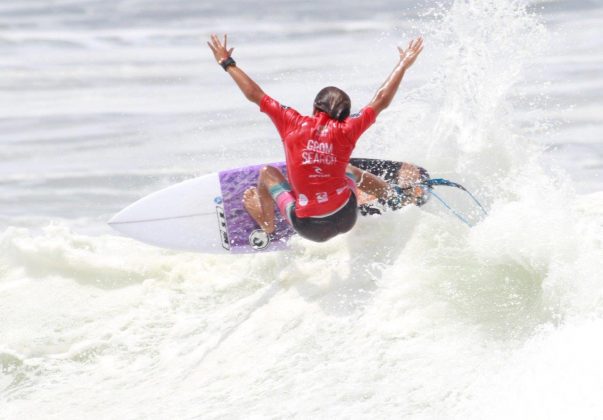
[207,34,234,63]
[398,37,424,70]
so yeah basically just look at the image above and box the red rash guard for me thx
[260,94,376,218]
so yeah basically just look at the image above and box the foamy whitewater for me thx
[1,0,602,418]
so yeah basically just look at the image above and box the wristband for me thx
[219,57,236,71]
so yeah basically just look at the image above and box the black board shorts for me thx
[290,193,358,243]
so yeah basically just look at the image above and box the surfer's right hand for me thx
[398,37,424,70]
[207,33,234,63]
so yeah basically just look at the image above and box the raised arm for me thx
[367,37,424,117]
[207,34,265,105]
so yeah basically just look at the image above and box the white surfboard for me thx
[108,172,230,253]
[109,159,441,254]
[109,162,300,254]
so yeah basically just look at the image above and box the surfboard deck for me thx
[109,158,421,254]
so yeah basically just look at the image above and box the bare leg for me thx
[397,163,429,204]
[347,164,391,200]
[347,163,427,206]
[397,163,424,189]
[242,165,287,234]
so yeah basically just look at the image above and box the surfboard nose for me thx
[106,173,226,253]
[107,211,121,226]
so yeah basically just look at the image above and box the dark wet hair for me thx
[313,86,351,121]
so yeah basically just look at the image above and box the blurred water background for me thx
[1,0,602,418]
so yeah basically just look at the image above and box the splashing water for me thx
[1,0,602,418]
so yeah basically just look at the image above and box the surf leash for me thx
[421,178,488,227]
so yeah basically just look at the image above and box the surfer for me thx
[208,34,424,242]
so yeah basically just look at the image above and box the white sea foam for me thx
[1,0,602,418]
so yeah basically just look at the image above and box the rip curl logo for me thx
[349,112,361,118]
[249,229,270,250]
[309,165,329,179]
[280,104,290,110]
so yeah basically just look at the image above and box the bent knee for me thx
[259,166,287,193]
[259,165,283,180]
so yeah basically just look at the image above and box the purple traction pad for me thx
[219,162,294,253]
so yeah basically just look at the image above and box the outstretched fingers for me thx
[398,36,422,57]
[211,34,222,50]
[209,33,233,53]
[207,33,236,64]
[212,34,219,48]
[397,36,424,69]
[410,37,422,52]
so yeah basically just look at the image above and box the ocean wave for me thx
[2,0,602,417]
